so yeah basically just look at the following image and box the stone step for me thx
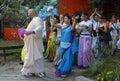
[75,76,94,81]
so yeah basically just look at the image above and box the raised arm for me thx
[72,16,77,32]
[95,11,101,17]
[90,9,101,20]
[90,10,96,20]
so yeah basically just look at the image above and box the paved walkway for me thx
[0,60,94,81]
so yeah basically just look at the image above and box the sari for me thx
[55,25,77,76]
[44,32,56,61]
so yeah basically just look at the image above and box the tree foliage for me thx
[0,0,49,27]
[0,0,57,27]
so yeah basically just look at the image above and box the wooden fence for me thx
[0,45,23,62]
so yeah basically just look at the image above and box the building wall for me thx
[58,0,92,16]
[4,27,21,40]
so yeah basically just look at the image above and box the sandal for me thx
[60,74,67,78]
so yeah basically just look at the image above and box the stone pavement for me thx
[0,60,94,81]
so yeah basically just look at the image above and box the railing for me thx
[0,45,23,62]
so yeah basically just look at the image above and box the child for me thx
[18,17,31,64]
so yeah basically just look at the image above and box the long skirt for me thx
[78,35,94,67]
[55,46,73,75]
[53,46,62,66]
[98,41,111,58]
[44,36,56,61]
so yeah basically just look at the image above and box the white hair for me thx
[28,9,37,15]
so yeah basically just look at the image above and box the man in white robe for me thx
[21,9,45,77]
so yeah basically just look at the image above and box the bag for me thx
[92,30,97,36]
[112,23,119,34]
[99,29,112,42]
[99,36,105,41]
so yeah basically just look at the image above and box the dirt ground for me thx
[0,59,95,81]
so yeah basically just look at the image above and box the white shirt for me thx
[110,22,120,37]
[117,39,120,49]
[79,20,92,35]
[90,18,99,30]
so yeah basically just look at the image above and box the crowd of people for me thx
[18,8,120,78]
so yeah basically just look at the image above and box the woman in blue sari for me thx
[54,14,77,77]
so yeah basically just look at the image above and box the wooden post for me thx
[3,48,6,62]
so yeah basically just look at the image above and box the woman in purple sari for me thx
[77,12,94,68]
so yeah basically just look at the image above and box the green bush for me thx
[96,71,113,81]
[112,59,120,81]
[88,60,103,75]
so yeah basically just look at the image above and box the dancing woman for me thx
[53,14,63,66]
[45,15,59,62]
[109,15,120,55]
[54,14,77,77]
[77,12,94,68]
[97,17,109,58]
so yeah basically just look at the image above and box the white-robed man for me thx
[21,9,45,77]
